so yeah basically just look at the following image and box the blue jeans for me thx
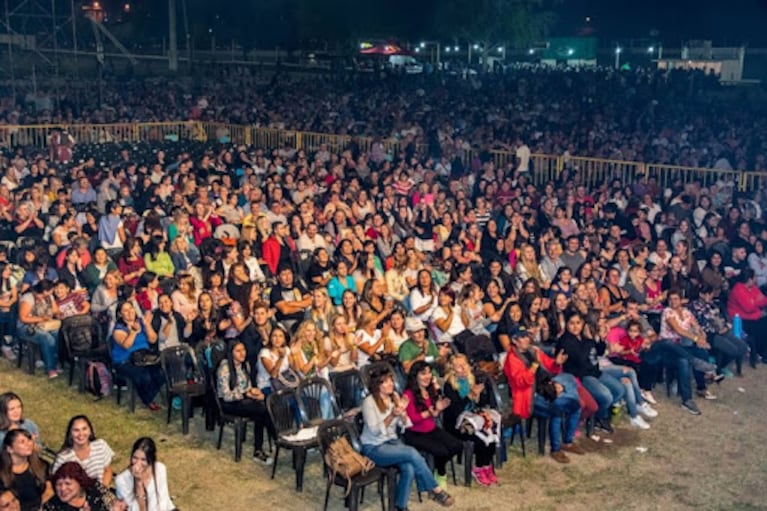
[601,365,644,418]
[581,374,625,420]
[533,393,581,452]
[114,362,165,406]
[362,439,437,509]
[643,341,693,401]
[682,343,710,391]
[17,324,58,372]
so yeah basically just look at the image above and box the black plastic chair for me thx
[329,368,365,431]
[486,374,527,459]
[211,370,250,462]
[329,368,364,413]
[317,419,388,511]
[59,314,107,392]
[267,388,319,492]
[296,376,341,427]
[160,344,207,434]
[105,340,137,413]
[16,332,40,375]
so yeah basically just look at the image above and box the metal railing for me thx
[2,122,765,193]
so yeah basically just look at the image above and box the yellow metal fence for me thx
[1,122,765,193]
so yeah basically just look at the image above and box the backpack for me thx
[85,361,112,399]
[324,436,375,496]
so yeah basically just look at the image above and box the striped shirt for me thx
[52,438,114,482]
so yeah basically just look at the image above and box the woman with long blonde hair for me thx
[515,243,546,289]
[306,287,334,335]
[289,320,328,379]
[325,314,358,372]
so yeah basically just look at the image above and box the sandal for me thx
[429,489,454,507]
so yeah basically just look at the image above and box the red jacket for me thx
[262,236,283,276]
[727,282,767,321]
[503,348,561,420]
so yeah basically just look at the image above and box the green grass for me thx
[3,358,767,510]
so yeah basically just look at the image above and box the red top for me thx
[727,282,767,321]
[611,334,644,364]
[262,236,283,276]
[118,256,145,287]
[503,348,560,420]
[403,388,436,434]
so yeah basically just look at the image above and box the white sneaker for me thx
[629,415,651,430]
[1,345,15,361]
[638,403,658,419]
[640,390,657,405]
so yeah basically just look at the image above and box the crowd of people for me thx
[3,64,767,171]
[0,65,765,510]
[0,392,174,511]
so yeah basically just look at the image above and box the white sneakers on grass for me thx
[629,415,651,430]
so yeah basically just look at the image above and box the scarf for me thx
[456,377,471,399]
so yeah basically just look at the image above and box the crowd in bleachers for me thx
[0,67,766,511]
[3,65,767,171]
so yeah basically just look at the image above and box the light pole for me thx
[614,46,622,69]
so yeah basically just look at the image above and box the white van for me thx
[388,55,423,74]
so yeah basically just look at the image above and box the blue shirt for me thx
[111,319,150,364]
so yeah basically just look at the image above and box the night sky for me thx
[558,0,767,46]
[118,0,767,48]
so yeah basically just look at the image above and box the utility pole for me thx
[168,0,178,71]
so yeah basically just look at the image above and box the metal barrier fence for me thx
[1,122,765,193]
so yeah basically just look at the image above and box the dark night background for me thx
[110,0,767,48]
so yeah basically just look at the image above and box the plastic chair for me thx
[211,369,250,462]
[160,344,207,434]
[267,388,319,492]
[296,376,341,427]
[59,314,107,392]
[105,340,137,413]
[317,419,388,511]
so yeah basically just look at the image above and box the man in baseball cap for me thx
[398,317,451,375]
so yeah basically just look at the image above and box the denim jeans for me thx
[581,374,625,420]
[362,439,437,509]
[17,324,58,372]
[601,365,643,418]
[114,362,165,406]
[533,393,581,452]
[681,343,710,391]
[710,331,748,374]
[642,340,693,402]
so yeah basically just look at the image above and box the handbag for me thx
[270,368,301,391]
[130,349,161,367]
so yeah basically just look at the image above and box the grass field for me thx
[2,358,767,511]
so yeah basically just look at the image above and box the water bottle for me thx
[733,314,743,339]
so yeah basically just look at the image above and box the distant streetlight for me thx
[453,46,459,52]
[445,47,451,53]
[473,44,479,50]
[420,42,426,49]
[647,46,655,53]
[497,46,504,53]
[415,47,421,53]
[567,48,574,56]
[123,3,130,12]
[528,48,535,55]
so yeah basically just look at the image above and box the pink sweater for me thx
[727,282,767,321]
[403,389,436,434]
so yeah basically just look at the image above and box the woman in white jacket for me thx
[115,438,175,511]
